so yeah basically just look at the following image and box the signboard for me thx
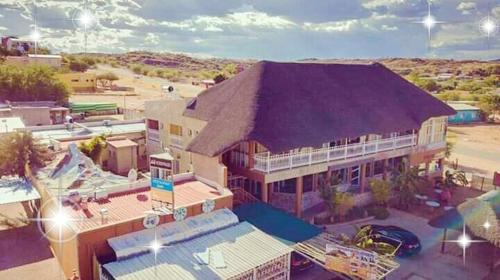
[150,157,172,169]
[151,177,174,209]
[325,243,378,280]
[143,213,160,229]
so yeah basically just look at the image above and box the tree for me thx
[389,158,426,209]
[318,174,340,218]
[78,135,107,162]
[478,94,500,120]
[0,132,50,177]
[369,179,391,207]
[69,60,90,72]
[0,64,71,103]
[96,72,119,88]
[333,192,355,221]
[213,73,227,84]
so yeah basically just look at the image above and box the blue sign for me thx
[151,178,173,191]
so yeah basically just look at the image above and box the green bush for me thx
[69,60,89,72]
[369,179,391,207]
[0,64,71,103]
[368,206,390,220]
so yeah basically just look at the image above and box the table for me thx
[415,194,428,204]
[426,200,440,212]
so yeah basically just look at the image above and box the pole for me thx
[440,228,447,253]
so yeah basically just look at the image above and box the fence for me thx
[470,174,498,192]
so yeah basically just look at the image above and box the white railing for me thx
[170,135,183,149]
[147,129,160,142]
[254,134,417,173]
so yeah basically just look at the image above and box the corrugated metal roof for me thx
[0,177,40,205]
[448,103,480,111]
[104,221,293,280]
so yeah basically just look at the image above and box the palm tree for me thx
[0,131,49,177]
[318,174,340,216]
[389,158,426,209]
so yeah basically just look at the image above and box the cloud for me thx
[457,2,477,15]
[0,0,497,60]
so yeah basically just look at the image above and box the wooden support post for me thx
[262,181,269,203]
[383,158,389,180]
[295,176,303,218]
[360,163,367,193]
[248,141,255,169]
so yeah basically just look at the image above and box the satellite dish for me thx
[128,169,138,182]
[168,86,174,92]
[143,213,160,229]
[173,207,187,221]
[202,199,215,213]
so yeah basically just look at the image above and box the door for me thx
[351,165,360,186]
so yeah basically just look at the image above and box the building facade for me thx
[448,103,481,124]
[57,72,97,92]
[145,61,455,217]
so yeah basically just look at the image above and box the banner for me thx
[325,243,378,280]
[151,177,174,207]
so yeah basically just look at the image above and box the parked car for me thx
[291,252,314,274]
[360,225,421,257]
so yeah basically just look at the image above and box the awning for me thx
[233,202,322,245]
[0,177,40,205]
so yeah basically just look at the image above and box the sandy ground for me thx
[447,124,500,177]
[70,65,204,110]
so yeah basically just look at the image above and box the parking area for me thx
[326,209,493,280]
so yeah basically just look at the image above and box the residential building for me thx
[57,72,97,92]
[0,101,69,126]
[145,61,455,217]
[0,117,25,134]
[448,103,482,124]
[4,54,62,68]
[1,36,35,53]
[106,137,139,175]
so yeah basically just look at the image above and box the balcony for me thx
[170,135,183,149]
[253,134,417,173]
[147,129,160,142]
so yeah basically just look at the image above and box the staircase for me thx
[229,187,259,207]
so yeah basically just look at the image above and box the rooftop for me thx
[107,138,138,149]
[104,220,292,280]
[29,120,145,142]
[0,117,25,133]
[0,177,40,205]
[184,61,455,157]
[448,103,480,111]
[59,178,231,233]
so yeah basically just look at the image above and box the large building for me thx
[4,54,62,68]
[57,72,97,92]
[145,61,455,217]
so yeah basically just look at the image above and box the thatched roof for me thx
[458,190,500,247]
[184,61,455,157]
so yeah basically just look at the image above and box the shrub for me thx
[368,206,390,220]
[369,179,391,207]
[69,60,89,72]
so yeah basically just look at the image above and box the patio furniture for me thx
[414,194,428,205]
[426,200,440,212]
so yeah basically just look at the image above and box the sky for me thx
[0,0,498,60]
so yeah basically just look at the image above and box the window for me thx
[273,178,297,193]
[169,124,183,136]
[71,79,79,82]
[188,129,192,136]
[374,160,385,175]
[147,119,159,130]
[366,162,372,177]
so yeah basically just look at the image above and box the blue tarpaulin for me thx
[233,202,322,245]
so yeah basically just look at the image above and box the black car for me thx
[291,252,314,274]
[360,225,422,257]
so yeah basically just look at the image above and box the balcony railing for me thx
[253,134,417,173]
[147,129,160,142]
[170,135,183,149]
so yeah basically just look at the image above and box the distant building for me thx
[448,103,482,124]
[1,36,35,53]
[201,79,216,88]
[0,117,25,134]
[4,54,62,68]
[0,101,69,126]
[57,72,97,92]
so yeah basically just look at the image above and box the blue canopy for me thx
[233,202,322,245]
